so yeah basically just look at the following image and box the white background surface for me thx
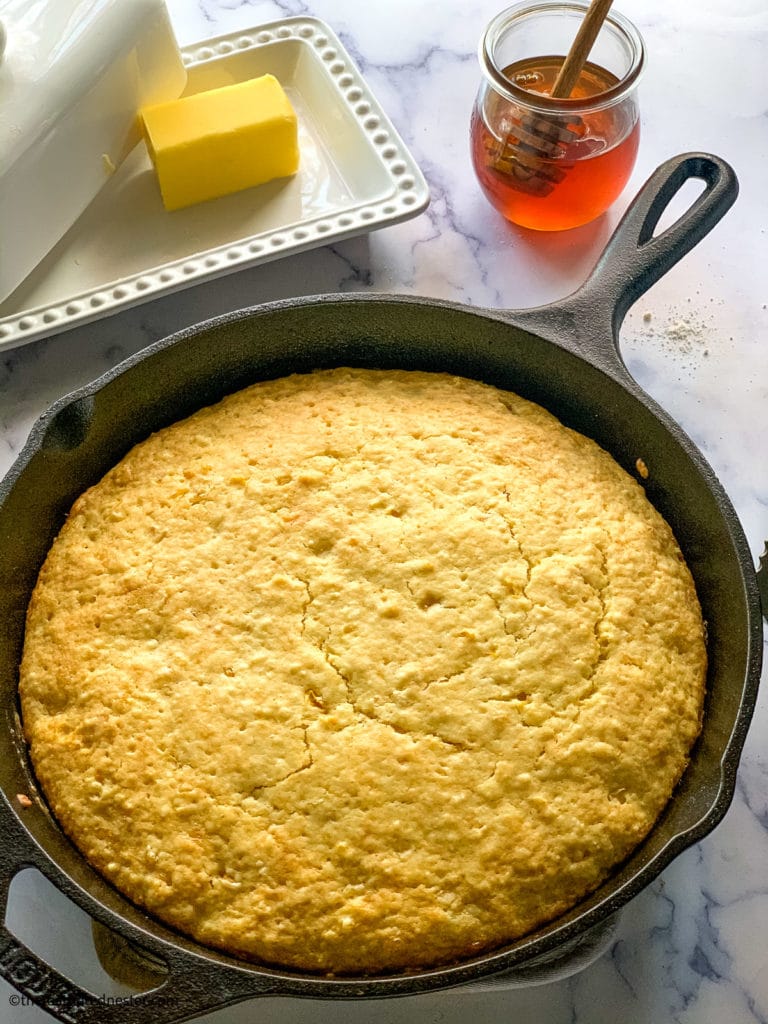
[1,0,767,1021]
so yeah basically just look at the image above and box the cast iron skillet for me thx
[0,153,763,1023]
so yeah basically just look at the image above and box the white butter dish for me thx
[0,0,187,302]
[0,17,430,351]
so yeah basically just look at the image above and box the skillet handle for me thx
[579,152,738,330]
[506,153,739,377]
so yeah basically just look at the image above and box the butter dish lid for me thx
[0,0,187,303]
[0,0,184,165]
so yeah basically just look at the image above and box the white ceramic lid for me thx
[0,0,187,302]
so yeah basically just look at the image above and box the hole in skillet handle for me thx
[651,177,707,237]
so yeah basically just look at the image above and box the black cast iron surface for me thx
[0,154,763,1023]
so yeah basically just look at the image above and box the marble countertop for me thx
[1,0,766,1021]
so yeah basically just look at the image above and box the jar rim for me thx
[478,1,645,113]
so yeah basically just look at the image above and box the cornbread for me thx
[19,369,706,974]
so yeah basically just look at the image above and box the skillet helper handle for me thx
[577,152,739,335]
[0,811,103,1024]
[0,909,253,1024]
[0,806,264,1024]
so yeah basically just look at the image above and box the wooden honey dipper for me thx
[492,0,615,197]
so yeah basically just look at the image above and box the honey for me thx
[471,56,640,231]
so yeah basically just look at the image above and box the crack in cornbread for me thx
[19,369,706,973]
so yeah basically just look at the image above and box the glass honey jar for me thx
[471,1,645,231]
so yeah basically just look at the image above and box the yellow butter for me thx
[140,74,299,211]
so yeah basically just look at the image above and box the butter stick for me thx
[140,74,299,211]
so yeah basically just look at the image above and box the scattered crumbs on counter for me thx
[16,793,32,808]
[635,457,649,480]
[627,302,721,359]
[667,317,703,345]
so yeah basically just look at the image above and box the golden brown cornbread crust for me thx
[19,369,706,974]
